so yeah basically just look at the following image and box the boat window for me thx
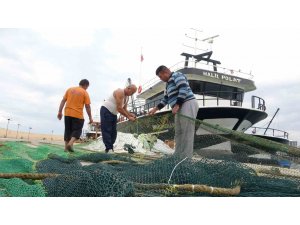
[219,85,234,99]
[219,86,244,101]
[204,82,220,97]
[189,80,244,101]
[188,80,204,94]
[235,88,244,101]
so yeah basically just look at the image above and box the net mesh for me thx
[0,178,45,197]
[1,113,300,197]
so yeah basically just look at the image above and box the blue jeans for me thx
[100,106,117,150]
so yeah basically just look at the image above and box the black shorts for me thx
[64,116,84,141]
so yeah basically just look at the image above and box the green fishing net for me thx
[1,113,300,197]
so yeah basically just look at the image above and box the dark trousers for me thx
[100,106,117,150]
[64,116,84,141]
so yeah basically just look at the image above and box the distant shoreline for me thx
[0,128,63,141]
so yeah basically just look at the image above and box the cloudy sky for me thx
[0,0,299,145]
[1,0,300,220]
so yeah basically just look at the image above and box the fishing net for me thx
[1,112,300,197]
[0,141,83,197]
[0,178,45,197]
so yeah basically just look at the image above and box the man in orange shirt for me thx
[57,79,93,152]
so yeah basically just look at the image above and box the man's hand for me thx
[57,112,63,120]
[129,113,136,118]
[172,104,180,115]
[149,107,158,115]
[89,118,94,124]
[58,98,66,120]
[128,116,136,122]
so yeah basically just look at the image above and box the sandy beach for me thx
[0,128,64,142]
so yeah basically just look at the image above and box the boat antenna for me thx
[264,108,280,135]
[201,34,220,51]
[183,29,220,52]
[184,28,204,54]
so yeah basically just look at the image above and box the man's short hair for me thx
[79,79,89,86]
[127,84,137,93]
[155,65,168,75]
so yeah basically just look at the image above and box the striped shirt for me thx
[157,71,195,110]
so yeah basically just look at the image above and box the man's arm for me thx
[156,94,168,110]
[57,98,67,120]
[115,90,136,121]
[84,91,92,123]
[85,104,93,123]
[149,93,168,115]
[123,103,136,118]
[171,73,189,114]
[174,73,189,106]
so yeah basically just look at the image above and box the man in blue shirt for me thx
[149,65,199,158]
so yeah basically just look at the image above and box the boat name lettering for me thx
[202,71,220,79]
[202,71,241,83]
[221,75,241,83]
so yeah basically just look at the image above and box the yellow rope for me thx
[0,172,240,196]
[244,163,300,179]
[0,173,59,180]
[134,183,241,196]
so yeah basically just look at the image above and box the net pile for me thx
[1,113,300,197]
[0,142,83,197]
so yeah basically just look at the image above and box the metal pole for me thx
[5,118,11,138]
[28,127,32,141]
[16,124,21,139]
[127,78,135,109]
[264,108,280,135]
[128,78,139,134]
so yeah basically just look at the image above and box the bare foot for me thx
[66,144,74,152]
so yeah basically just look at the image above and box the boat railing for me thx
[118,98,168,122]
[139,59,253,95]
[169,60,254,80]
[251,96,266,111]
[127,98,170,116]
[120,91,266,122]
[250,126,289,139]
[141,76,161,93]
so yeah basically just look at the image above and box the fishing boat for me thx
[117,32,290,145]
[118,52,268,136]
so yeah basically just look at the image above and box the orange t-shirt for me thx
[63,87,91,119]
